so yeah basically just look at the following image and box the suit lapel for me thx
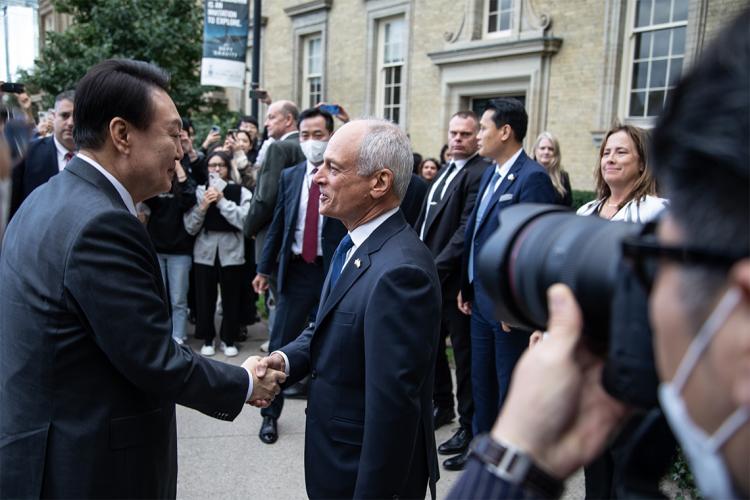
[424,167,466,235]
[474,152,526,235]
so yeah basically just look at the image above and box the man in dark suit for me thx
[252,107,346,444]
[9,90,75,217]
[0,59,285,499]
[256,119,442,499]
[415,110,491,471]
[458,98,557,437]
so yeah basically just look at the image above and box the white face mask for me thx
[658,288,749,500]
[300,140,328,165]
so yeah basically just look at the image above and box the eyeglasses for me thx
[621,225,747,291]
[207,162,227,169]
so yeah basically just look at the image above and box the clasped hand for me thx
[241,355,287,408]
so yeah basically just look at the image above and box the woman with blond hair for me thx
[532,131,572,206]
[577,124,667,222]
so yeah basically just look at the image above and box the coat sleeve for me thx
[216,185,251,230]
[354,264,441,498]
[63,210,248,419]
[244,142,288,236]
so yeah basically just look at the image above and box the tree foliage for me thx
[19,0,228,119]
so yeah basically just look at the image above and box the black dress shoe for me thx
[432,406,455,429]
[438,427,472,455]
[442,449,469,471]
[283,380,308,399]
[259,416,278,444]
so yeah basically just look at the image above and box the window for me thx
[486,0,513,36]
[627,0,688,118]
[302,34,323,109]
[377,16,405,124]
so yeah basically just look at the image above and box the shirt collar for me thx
[348,206,399,249]
[53,135,73,156]
[495,147,524,177]
[77,153,138,217]
[280,130,297,141]
[306,161,319,176]
[451,152,478,170]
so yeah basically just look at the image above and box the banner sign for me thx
[200,0,249,88]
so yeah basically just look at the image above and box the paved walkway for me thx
[175,321,583,499]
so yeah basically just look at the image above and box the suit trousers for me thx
[194,256,244,346]
[470,286,530,434]
[261,257,324,420]
[433,297,474,429]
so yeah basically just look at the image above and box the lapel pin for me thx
[354,258,361,268]
[507,173,516,182]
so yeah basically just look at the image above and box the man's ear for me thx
[369,168,394,200]
[110,117,130,154]
[729,259,750,406]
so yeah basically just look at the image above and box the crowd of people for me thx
[0,7,747,499]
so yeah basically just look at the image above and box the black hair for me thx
[181,117,194,135]
[651,8,749,319]
[298,107,334,133]
[55,90,75,106]
[73,59,170,149]
[206,150,232,168]
[483,98,528,143]
[237,115,258,129]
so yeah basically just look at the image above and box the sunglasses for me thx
[621,223,746,291]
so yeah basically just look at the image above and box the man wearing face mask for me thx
[251,108,347,444]
[446,9,750,500]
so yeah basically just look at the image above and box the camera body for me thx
[477,204,659,409]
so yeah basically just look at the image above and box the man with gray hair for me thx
[255,119,442,499]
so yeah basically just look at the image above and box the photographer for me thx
[448,9,749,500]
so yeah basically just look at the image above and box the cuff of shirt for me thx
[243,366,254,401]
[271,350,291,376]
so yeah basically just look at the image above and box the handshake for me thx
[241,353,288,408]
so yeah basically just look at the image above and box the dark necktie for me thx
[302,171,320,263]
[328,234,354,291]
[64,152,74,165]
[429,162,456,205]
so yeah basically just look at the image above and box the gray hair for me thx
[355,118,412,201]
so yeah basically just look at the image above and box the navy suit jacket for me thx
[257,161,346,292]
[461,151,557,308]
[281,211,441,499]
[0,158,248,498]
[9,135,58,217]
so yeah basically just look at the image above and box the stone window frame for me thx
[302,33,324,109]
[364,0,412,128]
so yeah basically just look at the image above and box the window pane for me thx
[635,0,653,27]
[392,107,400,124]
[668,57,683,86]
[635,32,651,59]
[632,61,649,89]
[673,0,688,21]
[393,85,400,105]
[630,91,646,116]
[385,86,392,105]
[488,13,497,32]
[672,26,686,55]
[489,0,498,13]
[649,59,668,88]
[394,65,401,82]
[500,12,511,31]
[653,0,670,24]
[647,90,665,116]
[653,29,670,57]
[501,0,511,10]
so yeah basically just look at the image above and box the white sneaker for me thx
[222,344,239,357]
[260,340,269,353]
[201,344,215,356]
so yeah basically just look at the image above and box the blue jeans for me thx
[157,253,192,341]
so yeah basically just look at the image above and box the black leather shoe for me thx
[283,380,308,399]
[438,427,472,455]
[432,406,455,429]
[259,416,278,444]
[442,449,469,471]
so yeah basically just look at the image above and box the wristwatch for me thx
[469,434,564,498]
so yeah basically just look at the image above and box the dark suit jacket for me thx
[244,132,306,237]
[400,173,428,226]
[9,135,58,217]
[415,154,491,297]
[461,151,557,305]
[257,161,346,293]
[0,158,248,499]
[281,211,441,499]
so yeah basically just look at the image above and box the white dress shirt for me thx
[291,161,324,256]
[53,136,74,172]
[77,153,138,216]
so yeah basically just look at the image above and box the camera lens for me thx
[477,204,644,344]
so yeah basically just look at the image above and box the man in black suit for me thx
[9,90,75,217]
[252,108,346,444]
[459,98,557,438]
[415,110,490,470]
[0,59,285,499]
[256,119,442,499]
